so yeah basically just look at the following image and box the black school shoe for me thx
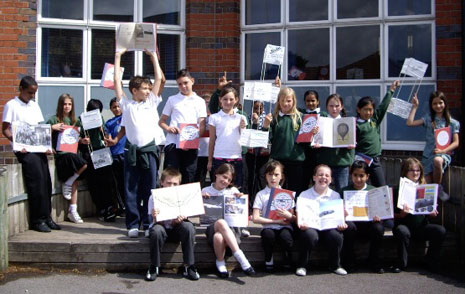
[145,266,159,281]
[183,265,200,280]
[243,266,256,276]
[32,222,51,233]
[217,269,229,279]
[46,218,61,230]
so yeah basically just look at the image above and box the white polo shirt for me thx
[162,92,207,145]
[253,185,294,230]
[297,187,341,203]
[120,92,164,147]
[209,109,246,159]
[2,97,44,125]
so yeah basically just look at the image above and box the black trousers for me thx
[393,223,446,268]
[245,152,269,208]
[368,157,386,187]
[298,228,344,269]
[15,152,52,225]
[149,222,196,267]
[260,227,294,262]
[163,143,197,184]
[278,160,305,196]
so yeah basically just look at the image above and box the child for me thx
[208,85,247,187]
[194,93,211,188]
[340,161,390,274]
[146,167,199,281]
[315,94,355,192]
[104,97,126,214]
[202,163,256,277]
[252,160,296,272]
[107,48,163,237]
[300,90,321,115]
[47,93,88,224]
[2,76,60,232]
[80,99,117,222]
[391,158,446,272]
[355,81,399,187]
[295,164,350,276]
[263,87,306,195]
[406,92,460,186]
[159,69,207,184]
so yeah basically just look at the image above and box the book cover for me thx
[296,114,318,143]
[264,188,295,220]
[56,125,80,153]
[435,126,451,151]
[100,63,125,90]
[176,123,200,149]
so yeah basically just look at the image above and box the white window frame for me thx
[384,0,435,19]
[334,0,382,22]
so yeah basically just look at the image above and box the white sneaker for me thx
[128,228,139,238]
[333,267,347,276]
[68,211,83,224]
[296,267,307,276]
[62,184,72,200]
[241,229,250,238]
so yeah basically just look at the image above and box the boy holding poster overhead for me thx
[107,48,163,237]
[159,69,207,184]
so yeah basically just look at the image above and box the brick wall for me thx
[0,0,37,146]
[186,0,240,96]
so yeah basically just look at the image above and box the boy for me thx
[159,69,207,184]
[146,167,199,281]
[106,49,162,237]
[2,76,60,232]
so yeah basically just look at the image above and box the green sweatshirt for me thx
[47,115,83,160]
[355,90,394,157]
[267,113,305,162]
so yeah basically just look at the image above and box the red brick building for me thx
[0,0,463,164]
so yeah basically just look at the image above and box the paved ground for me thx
[1,266,464,294]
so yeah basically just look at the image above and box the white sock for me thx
[233,250,251,270]
[216,259,227,273]
[65,173,79,186]
[266,256,274,266]
[69,204,77,213]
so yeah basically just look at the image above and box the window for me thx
[241,0,435,151]
[37,0,185,118]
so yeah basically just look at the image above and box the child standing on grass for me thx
[355,81,399,187]
[146,167,199,282]
[406,92,460,189]
[252,160,296,272]
[47,94,88,224]
[202,163,256,278]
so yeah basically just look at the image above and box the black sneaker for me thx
[46,219,61,230]
[183,265,200,280]
[145,266,158,281]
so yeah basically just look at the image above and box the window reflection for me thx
[245,32,280,80]
[41,0,83,20]
[336,26,380,79]
[93,0,134,22]
[292,86,331,111]
[337,0,378,19]
[289,0,328,22]
[143,0,180,25]
[41,28,83,78]
[388,24,432,77]
[245,0,280,25]
[288,28,329,81]
[335,86,380,117]
[38,86,85,119]
[143,34,180,80]
[388,0,431,16]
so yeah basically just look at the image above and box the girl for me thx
[252,160,296,272]
[355,81,400,187]
[315,94,355,192]
[202,163,256,277]
[406,92,460,185]
[263,87,306,194]
[300,90,321,115]
[340,161,390,274]
[208,85,247,188]
[296,164,350,276]
[47,94,88,224]
[392,158,446,272]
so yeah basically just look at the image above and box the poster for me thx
[12,122,52,153]
[387,98,413,120]
[90,148,113,169]
[239,129,269,148]
[400,58,429,79]
[81,109,103,130]
[116,23,157,52]
[152,182,205,222]
[263,44,285,66]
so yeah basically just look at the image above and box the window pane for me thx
[91,29,134,80]
[41,0,83,20]
[388,0,431,16]
[335,86,380,117]
[93,0,134,22]
[336,26,380,79]
[245,32,280,80]
[38,86,85,120]
[41,28,83,78]
[143,0,180,25]
[143,34,180,80]
[289,0,328,22]
[388,24,432,78]
[245,0,280,25]
[386,84,433,141]
[292,86,331,111]
[337,0,378,19]
[90,86,131,122]
[288,28,330,81]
